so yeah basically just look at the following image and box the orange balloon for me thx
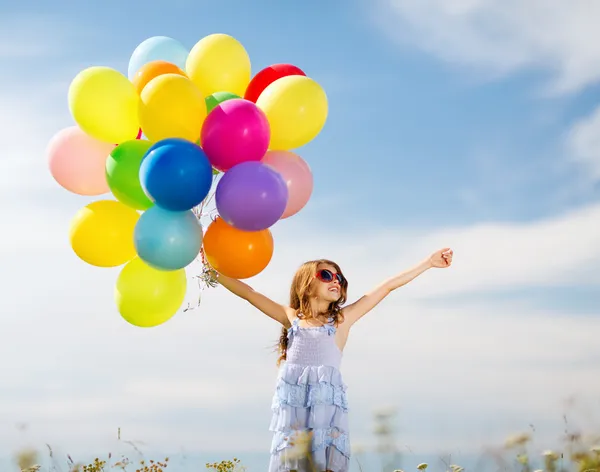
[203,217,274,279]
[132,60,187,95]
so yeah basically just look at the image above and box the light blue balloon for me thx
[127,36,189,80]
[134,206,202,271]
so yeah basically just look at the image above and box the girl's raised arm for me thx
[216,273,293,327]
[343,248,453,326]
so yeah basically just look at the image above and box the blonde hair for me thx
[277,259,348,365]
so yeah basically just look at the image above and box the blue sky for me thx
[2,1,600,471]
[6,0,600,224]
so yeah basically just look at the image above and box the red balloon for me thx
[244,64,306,103]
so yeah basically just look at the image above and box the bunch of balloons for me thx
[46,34,327,328]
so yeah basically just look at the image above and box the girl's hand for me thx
[429,248,453,268]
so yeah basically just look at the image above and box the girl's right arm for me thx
[216,273,293,327]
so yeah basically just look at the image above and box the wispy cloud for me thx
[566,104,600,183]
[2,186,598,455]
[271,200,600,300]
[0,13,80,59]
[372,0,600,95]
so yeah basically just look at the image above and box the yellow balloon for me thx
[115,257,187,327]
[68,66,140,144]
[69,200,139,267]
[186,33,251,97]
[256,75,328,150]
[139,73,207,142]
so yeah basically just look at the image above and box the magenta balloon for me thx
[200,98,270,172]
[261,150,313,219]
[216,161,288,231]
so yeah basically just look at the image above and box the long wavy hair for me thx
[276,259,348,365]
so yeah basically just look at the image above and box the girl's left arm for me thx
[342,248,453,326]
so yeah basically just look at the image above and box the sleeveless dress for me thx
[269,316,351,472]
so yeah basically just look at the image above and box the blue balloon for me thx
[127,36,189,80]
[134,206,202,271]
[140,138,213,211]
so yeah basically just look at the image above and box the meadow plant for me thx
[12,416,600,471]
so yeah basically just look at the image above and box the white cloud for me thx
[287,201,600,301]
[566,104,600,183]
[2,190,599,457]
[373,0,600,94]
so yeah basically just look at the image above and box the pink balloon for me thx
[47,126,115,196]
[200,98,270,172]
[261,150,313,219]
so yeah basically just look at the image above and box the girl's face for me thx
[312,262,344,303]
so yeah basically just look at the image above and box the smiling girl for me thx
[215,248,453,472]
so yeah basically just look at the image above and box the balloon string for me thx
[185,172,221,312]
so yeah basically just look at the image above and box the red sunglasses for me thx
[315,269,345,285]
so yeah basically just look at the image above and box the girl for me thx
[215,247,453,472]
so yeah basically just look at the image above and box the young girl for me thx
[215,247,453,472]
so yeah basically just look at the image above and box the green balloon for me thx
[106,140,154,210]
[205,91,240,114]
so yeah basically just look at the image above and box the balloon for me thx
[115,257,187,328]
[203,217,273,279]
[140,138,213,211]
[68,66,140,144]
[69,200,139,267]
[106,140,154,210]
[256,75,328,150]
[47,126,114,196]
[261,150,313,219]
[200,98,270,172]
[132,60,187,95]
[128,36,188,81]
[134,206,202,271]
[139,73,207,142]
[205,91,240,114]
[186,33,251,97]
[216,161,288,231]
[116,127,142,145]
[244,63,306,103]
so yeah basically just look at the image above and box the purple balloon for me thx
[216,161,289,231]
